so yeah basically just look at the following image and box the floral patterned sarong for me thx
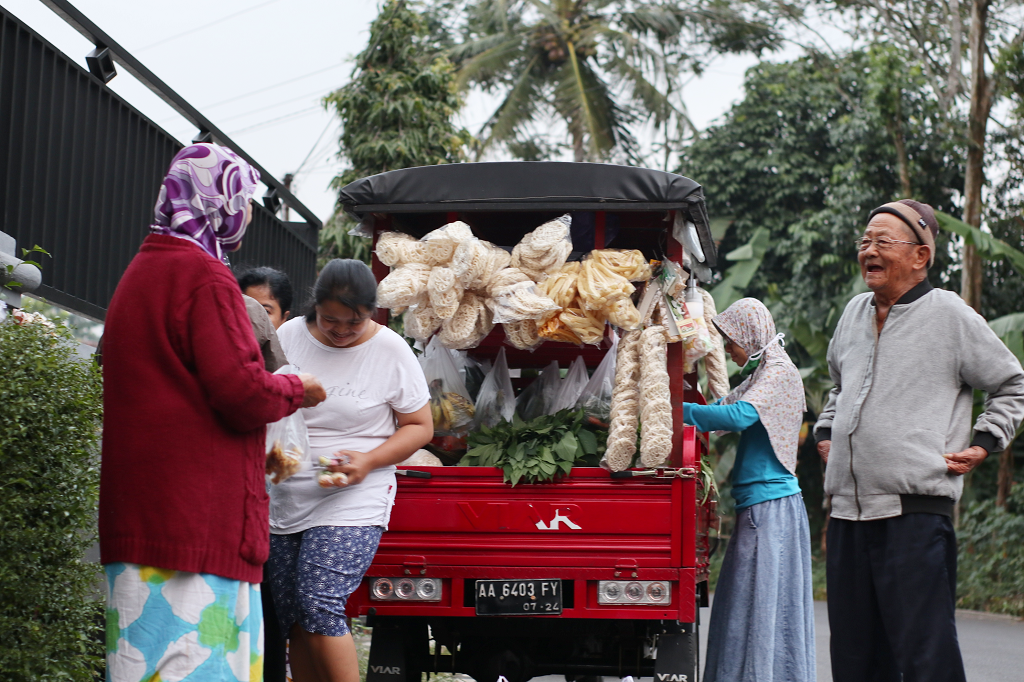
[104,563,263,682]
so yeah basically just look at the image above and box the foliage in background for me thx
[317,210,373,268]
[460,409,605,485]
[957,483,1024,616]
[681,47,963,345]
[0,319,103,681]
[683,44,1024,590]
[320,0,473,264]
[22,296,103,348]
[448,0,783,164]
[819,0,1024,310]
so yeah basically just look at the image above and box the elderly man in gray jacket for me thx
[814,199,1024,682]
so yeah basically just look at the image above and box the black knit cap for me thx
[896,199,939,238]
[868,199,939,267]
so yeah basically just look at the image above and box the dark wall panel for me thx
[0,7,318,320]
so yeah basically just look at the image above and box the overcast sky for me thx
[4,0,808,223]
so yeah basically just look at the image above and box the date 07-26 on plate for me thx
[474,579,563,616]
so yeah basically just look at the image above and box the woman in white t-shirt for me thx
[267,259,432,682]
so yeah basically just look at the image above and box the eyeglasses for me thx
[854,237,920,251]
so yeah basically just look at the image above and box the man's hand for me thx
[943,446,988,475]
[299,373,326,408]
[817,440,831,463]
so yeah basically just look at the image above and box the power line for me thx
[204,86,330,125]
[155,62,346,124]
[293,118,338,179]
[226,106,322,135]
[136,0,285,52]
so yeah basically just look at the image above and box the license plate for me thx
[474,579,563,616]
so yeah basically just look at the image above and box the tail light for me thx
[369,577,441,602]
[598,580,671,605]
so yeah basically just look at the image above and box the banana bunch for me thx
[429,385,476,433]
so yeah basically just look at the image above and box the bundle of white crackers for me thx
[374,220,564,350]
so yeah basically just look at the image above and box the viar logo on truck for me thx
[455,501,584,530]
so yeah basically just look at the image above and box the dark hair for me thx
[236,266,294,314]
[305,259,378,322]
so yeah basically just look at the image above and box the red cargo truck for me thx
[337,162,719,682]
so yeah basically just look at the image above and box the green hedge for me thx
[957,483,1024,617]
[0,318,103,680]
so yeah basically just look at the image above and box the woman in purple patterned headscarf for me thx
[100,143,326,682]
[149,143,261,263]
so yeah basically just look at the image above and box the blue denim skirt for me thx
[703,493,816,682]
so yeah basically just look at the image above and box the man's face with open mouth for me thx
[857,213,925,296]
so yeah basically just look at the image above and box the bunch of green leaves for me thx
[0,318,103,680]
[2,245,48,289]
[698,452,718,506]
[460,408,605,485]
[956,483,1024,617]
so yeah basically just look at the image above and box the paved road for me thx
[533,601,1024,682]
[799,601,1024,682]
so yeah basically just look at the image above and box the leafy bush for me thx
[0,318,104,680]
[957,483,1024,617]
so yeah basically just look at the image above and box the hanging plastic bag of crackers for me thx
[266,365,312,484]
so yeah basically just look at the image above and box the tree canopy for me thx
[321,0,473,263]
[681,47,963,333]
[448,0,784,163]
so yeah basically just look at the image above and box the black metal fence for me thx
[0,3,320,320]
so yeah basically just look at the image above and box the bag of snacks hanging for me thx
[550,355,589,413]
[265,365,311,484]
[575,333,618,427]
[420,337,476,435]
[511,214,574,281]
[473,348,516,429]
[515,360,561,421]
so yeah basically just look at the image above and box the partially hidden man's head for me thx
[858,199,938,294]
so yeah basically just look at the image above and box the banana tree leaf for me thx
[710,226,770,311]
[989,312,1024,336]
[935,211,1024,277]
[989,312,1024,365]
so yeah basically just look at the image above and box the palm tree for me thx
[450,0,781,164]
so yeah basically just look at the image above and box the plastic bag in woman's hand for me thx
[266,365,311,484]
[550,355,589,413]
[420,336,476,436]
[516,360,561,421]
[473,347,515,429]
[575,332,618,427]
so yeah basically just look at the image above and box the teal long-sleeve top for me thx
[683,401,800,511]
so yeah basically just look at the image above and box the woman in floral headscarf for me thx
[683,298,815,682]
[100,144,325,682]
